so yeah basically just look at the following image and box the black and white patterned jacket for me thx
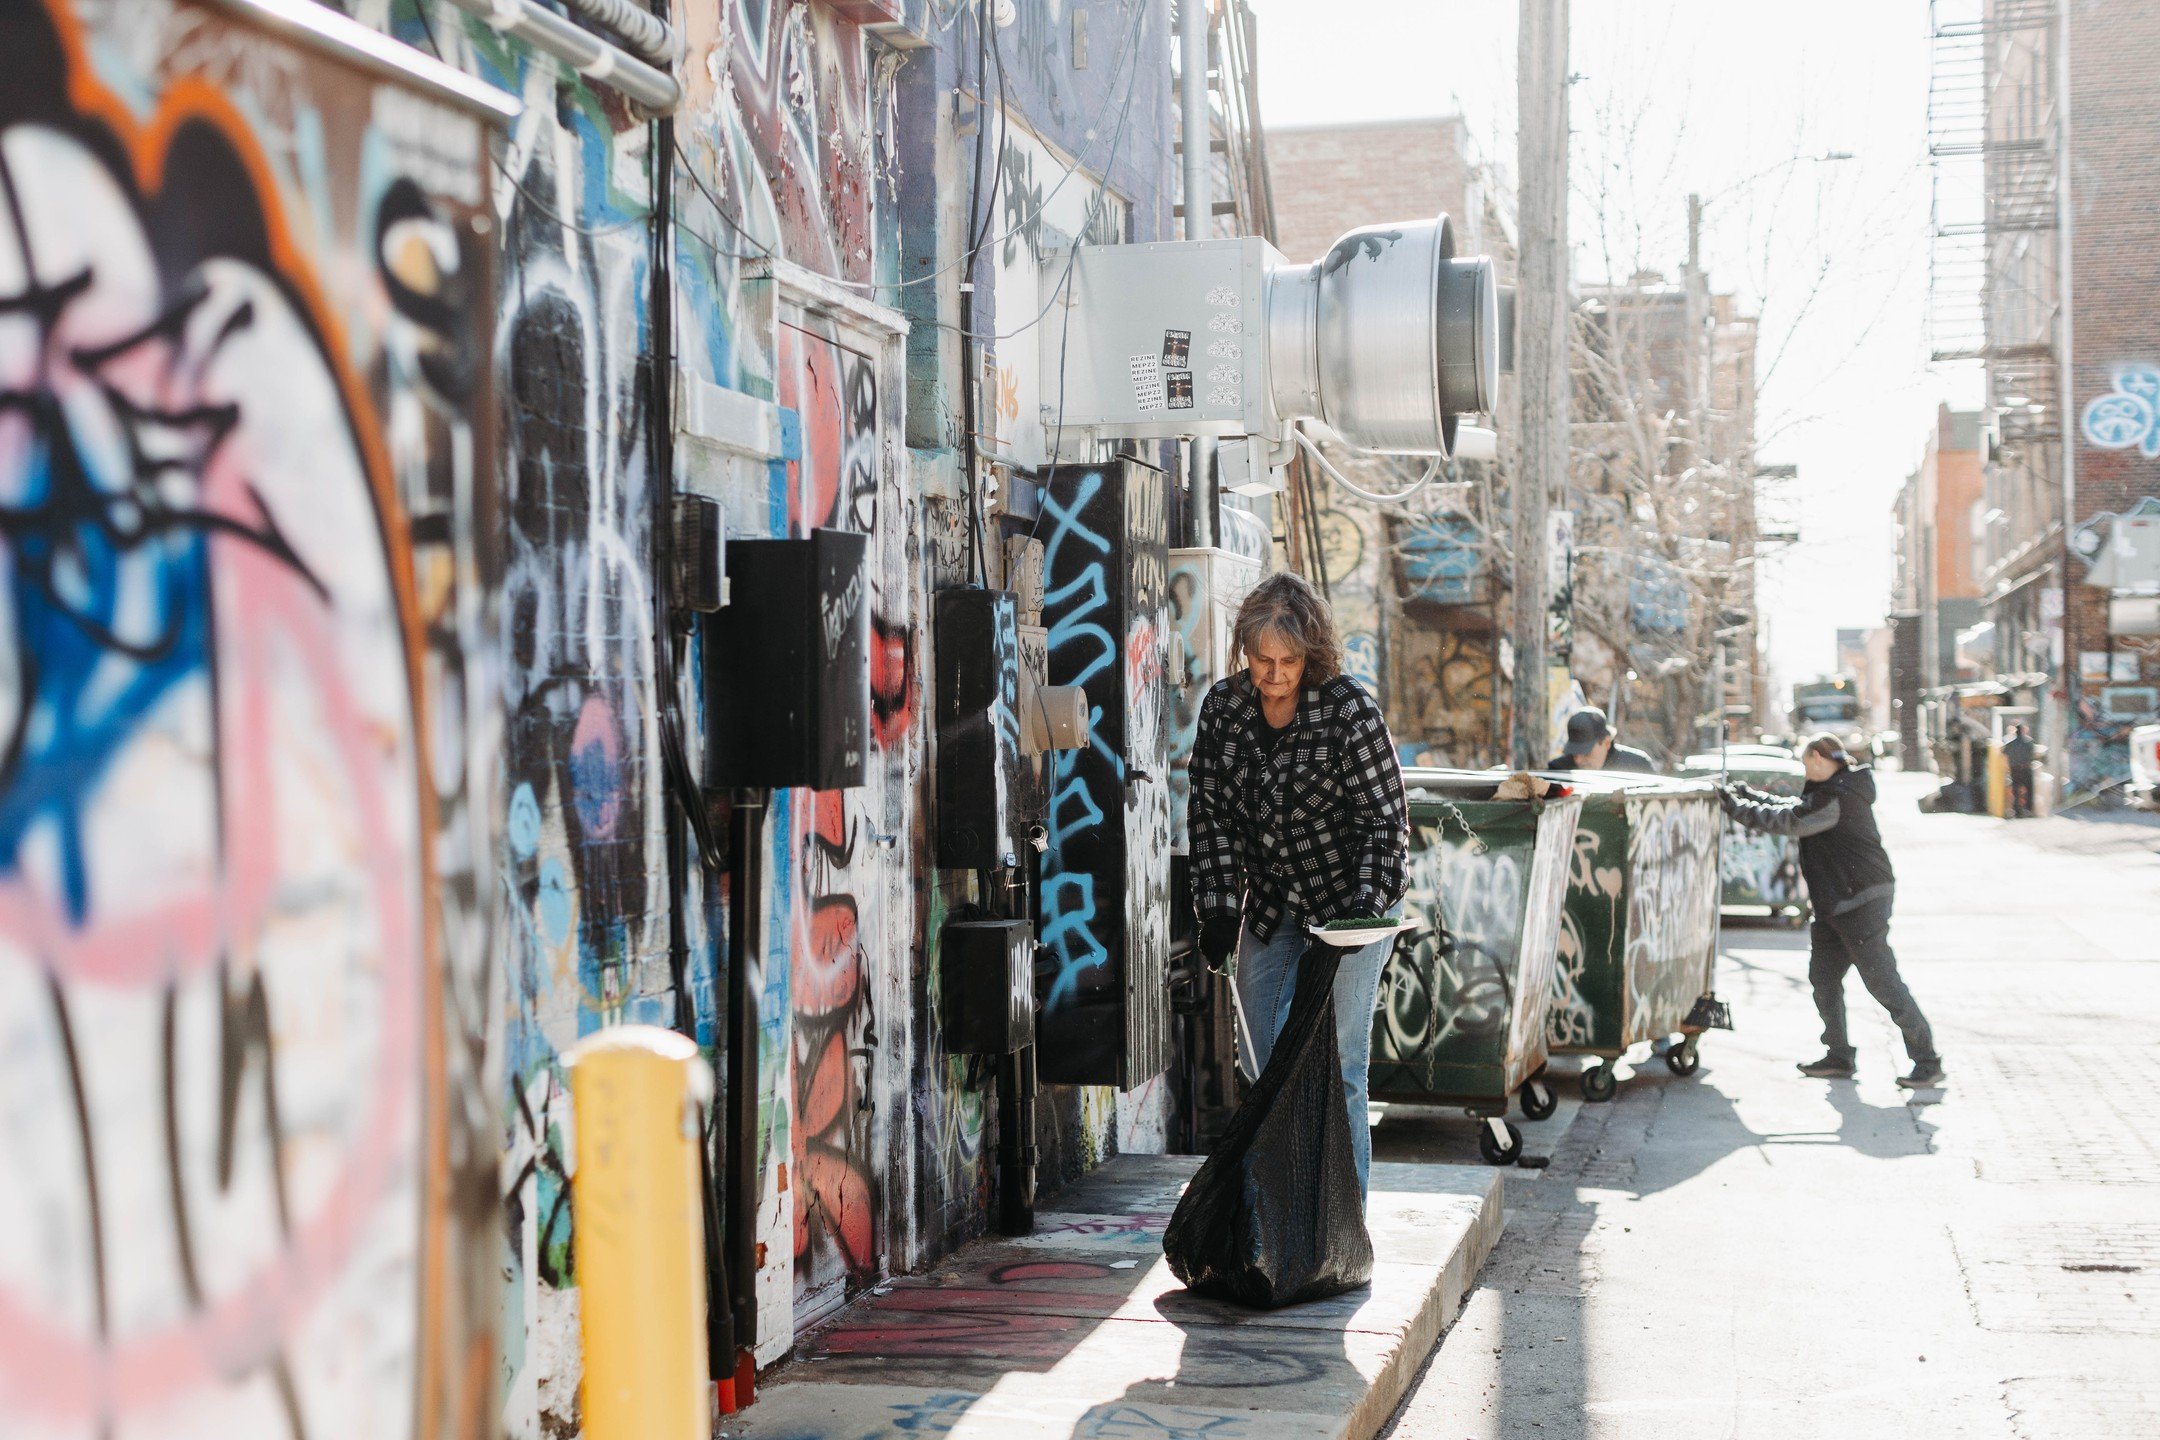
[1189,671,1408,941]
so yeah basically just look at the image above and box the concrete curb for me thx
[727,1155,1504,1440]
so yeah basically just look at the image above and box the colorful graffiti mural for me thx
[1039,460,1172,1090]
[752,307,917,1347]
[0,3,504,1437]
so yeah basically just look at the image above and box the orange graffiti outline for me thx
[32,1,452,1432]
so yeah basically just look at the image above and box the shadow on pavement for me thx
[1826,1082,1941,1159]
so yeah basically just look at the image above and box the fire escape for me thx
[1929,0,2061,444]
[1930,0,2063,654]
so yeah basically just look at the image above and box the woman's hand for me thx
[1200,916,1241,974]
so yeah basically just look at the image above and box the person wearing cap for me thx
[1547,708,1615,770]
[1718,733,1944,1088]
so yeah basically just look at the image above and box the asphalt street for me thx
[1372,769,2160,1439]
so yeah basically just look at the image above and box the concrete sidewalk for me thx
[729,1154,1502,1440]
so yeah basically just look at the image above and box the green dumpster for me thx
[1536,771,1725,1102]
[1676,750,1811,923]
[1369,770,1582,1165]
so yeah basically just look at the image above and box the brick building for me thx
[1933,0,2160,792]
[1892,405,1987,692]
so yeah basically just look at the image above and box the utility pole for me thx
[1512,0,1569,767]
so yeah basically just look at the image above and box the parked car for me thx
[2133,723,2160,805]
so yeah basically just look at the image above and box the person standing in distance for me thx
[1188,572,1409,1200]
[1719,734,1945,1088]
[2002,722,2038,818]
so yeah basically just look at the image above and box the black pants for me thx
[1810,898,1937,1064]
[2008,765,2034,817]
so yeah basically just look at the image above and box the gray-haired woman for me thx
[1188,571,1408,1199]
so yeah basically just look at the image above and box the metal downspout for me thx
[1180,0,1216,549]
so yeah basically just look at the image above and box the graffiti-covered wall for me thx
[10,0,1184,1423]
[384,0,1179,1428]
[0,2,506,1437]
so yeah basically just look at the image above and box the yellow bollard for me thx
[566,1025,714,1440]
[1985,743,2008,818]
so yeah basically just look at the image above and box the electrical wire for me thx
[1022,0,1156,539]
[678,0,1150,298]
[1293,428,1448,505]
[421,0,1150,286]
[958,2,1011,586]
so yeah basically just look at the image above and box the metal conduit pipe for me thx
[440,0,681,113]
[558,0,676,67]
[1179,0,1217,550]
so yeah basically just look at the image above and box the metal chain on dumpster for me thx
[1432,795,1488,855]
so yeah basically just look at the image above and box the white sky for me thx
[1252,0,1985,698]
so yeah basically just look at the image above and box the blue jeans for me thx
[1232,923,1393,1199]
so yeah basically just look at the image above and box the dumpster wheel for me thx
[1664,1036,1702,1077]
[1520,1078,1558,1121]
[1580,1062,1618,1103]
[1478,1117,1524,1165]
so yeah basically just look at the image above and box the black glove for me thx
[1199,915,1240,973]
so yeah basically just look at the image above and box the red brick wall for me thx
[1268,118,1475,264]
[2068,3,2160,694]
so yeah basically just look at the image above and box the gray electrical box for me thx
[1045,238,1277,444]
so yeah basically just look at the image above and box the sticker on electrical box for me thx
[1207,314,1243,334]
[1130,353,1166,411]
[1207,338,1241,360]
[1206,286,1239,307]
[1207,387,1239,407]
[1165,370,1194,409]
[1161,329,1191,368]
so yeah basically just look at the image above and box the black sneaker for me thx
[1797,1053,1857,1079]
[1897,1060,1946,1089]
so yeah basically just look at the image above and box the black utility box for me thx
[705,529,870,791]
[940,919,1035,1055]
[935,588,1021,868]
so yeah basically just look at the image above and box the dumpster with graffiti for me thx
[1541,773,1725,1101]
[1679,750,1811,923]
[1369,771,1582,1165]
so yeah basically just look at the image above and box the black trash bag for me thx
[1162,937,1374,1308]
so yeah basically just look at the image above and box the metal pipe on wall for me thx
[559,0,676,66]
[723,789,768,1408]
[1180,0,1217,548]
[438,0,680,113]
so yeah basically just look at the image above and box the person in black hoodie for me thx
[1719,734,1945,1088]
